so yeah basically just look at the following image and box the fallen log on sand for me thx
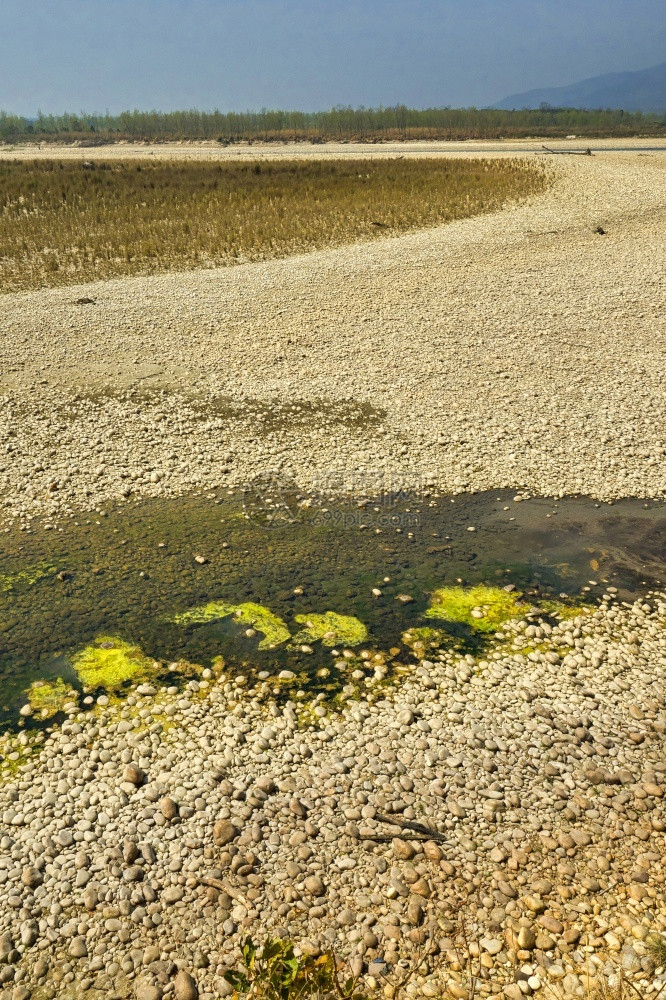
[542,144,593,155]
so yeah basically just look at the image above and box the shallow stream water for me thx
[0,489,663,725]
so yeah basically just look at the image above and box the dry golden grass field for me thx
[0,156,548,292]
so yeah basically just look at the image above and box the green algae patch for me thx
[25,678,75,718]
[0,562,56,594]
[0,733,42,784]
[170,600,236,626]
[291,612,368,648]
[425,585,525,633]
[402,626,451,650]
[170,601,290,650]
[540,600,592,621]
[72,636,153,690]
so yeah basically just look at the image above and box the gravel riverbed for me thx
[0,590,665,999]
[0,144,665,999]
[0,147,665,526]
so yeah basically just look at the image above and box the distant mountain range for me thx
[495,60,666,113]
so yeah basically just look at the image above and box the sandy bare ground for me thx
[1,137,665,163]
[0,147,665,523]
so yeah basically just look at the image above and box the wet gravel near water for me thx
[0,490,664,722]
[0,589,665,999]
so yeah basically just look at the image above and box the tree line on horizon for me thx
[1,104,664,142]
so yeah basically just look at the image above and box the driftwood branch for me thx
[542,145,593,156]
[198,875,247,904]
[374,813,447,843]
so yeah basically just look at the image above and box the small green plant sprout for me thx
[169,601,290,649]
[71,635,154,690]
[224,937,368,1000]
[425,584,525,632]
[647,931,666,968]
[291,612,368,648]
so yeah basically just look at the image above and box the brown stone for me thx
[407,898,424,925]
[213,820,239,847]
[304,875,325,896]
[522,894,546,914]
[174,970,198,1000]
[123,840,140,864]
[539,915,564,935]
[410,877,432,898]
[160,797,178,820]
[123,763,145,786]
[517,927,536,950]
[423,841,443,863]
[21,867,43,888]
[392,838,415,860]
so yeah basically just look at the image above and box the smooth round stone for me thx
[136,986,163,1000]
[69,936,88,958]
[174,970,198,1000]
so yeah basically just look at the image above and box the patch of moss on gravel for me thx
[425,584,525,632]
[25,678,75,718]
[291,611,368,648]
[72,635,154,690]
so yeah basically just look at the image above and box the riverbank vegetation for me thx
[0,156,548,292]
[1,104,664,143]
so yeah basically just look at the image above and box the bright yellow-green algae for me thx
[25,678,75,718]
[425,585,525,633]
[402,626,450,649]
[0,733,42,783]
[291,612,368,648]
[0,562,55,594]
[72,636,153,690]
[540,600,591,620]
[170,601,290,650]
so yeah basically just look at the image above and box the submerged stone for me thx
[0,490,654,722]
[402,626,450,649]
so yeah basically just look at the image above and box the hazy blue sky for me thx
[2,0,665,114]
